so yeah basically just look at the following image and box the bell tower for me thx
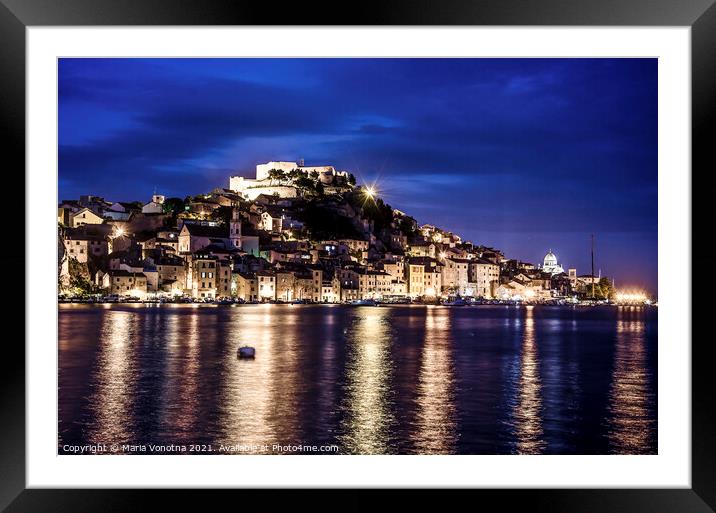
[230,205,242,249]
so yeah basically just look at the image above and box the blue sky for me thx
[59,58,658,292]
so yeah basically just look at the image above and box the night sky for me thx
[59,58,657,293]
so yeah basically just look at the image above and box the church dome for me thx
[544,250,558,267]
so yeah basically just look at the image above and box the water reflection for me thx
[218,306,303,452]
[159,311,201,439]
[220,306,277,451]
[58,304,658,455]
[265,309,301,446]
[413,307,457,453]
[514,306,545,454]
[607,307,656,454]
[315,309,338,440]
[88,310,137,445]
[341,307,395,454]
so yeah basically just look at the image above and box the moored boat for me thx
[237,346,256,359]
[349,299,378,306]
[443,297,468,306]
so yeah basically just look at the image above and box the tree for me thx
[287,168,303,184]
[210,205,233,225]
[348,173,356,186]
[598,277,615,300]
[127,201,144,211]
[67,257,98,296]
[298,203,362,241]
[163,197,185,215]
[398,215,418,236]
[315,181,325,196]
[295,176,314,191]
[361,197,393,234]
[268,168,285,186]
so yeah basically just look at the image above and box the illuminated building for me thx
[102,270,148,297]
[541,249,565,275]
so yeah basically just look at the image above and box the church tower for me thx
[230,206,242,249]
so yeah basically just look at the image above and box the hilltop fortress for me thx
[229,161,351,200]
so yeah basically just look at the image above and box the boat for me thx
[237,346,256,359]
[217,298,234,305]
[349,299,378,306]
[391,297,412,304]
[443,298,468,306]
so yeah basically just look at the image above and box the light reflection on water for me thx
[87,310,136,445]
[219,305,299,452]
[514,306,546,454]
[58,304,658,455]
[607,306,657,454]
[412,306,457,454]
[159,311,200,439]
[340,307,395,454]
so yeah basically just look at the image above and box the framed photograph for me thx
[4,0,712,510]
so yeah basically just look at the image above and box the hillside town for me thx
[58,160,621,304]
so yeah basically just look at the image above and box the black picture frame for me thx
[2,0,712,511]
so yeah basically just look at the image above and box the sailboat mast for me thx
[591,234,595,298]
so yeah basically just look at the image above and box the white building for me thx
[468,259,500,298]
[70,207,104,228]
[260,211,283,233]
[255,161,347,184]
[442,258,470,295]
[541,249,565,275]
[142,194,165,214]
[229,160,349,199]
[178,223,230,254]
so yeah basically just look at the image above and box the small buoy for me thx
[238,346,256,359]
